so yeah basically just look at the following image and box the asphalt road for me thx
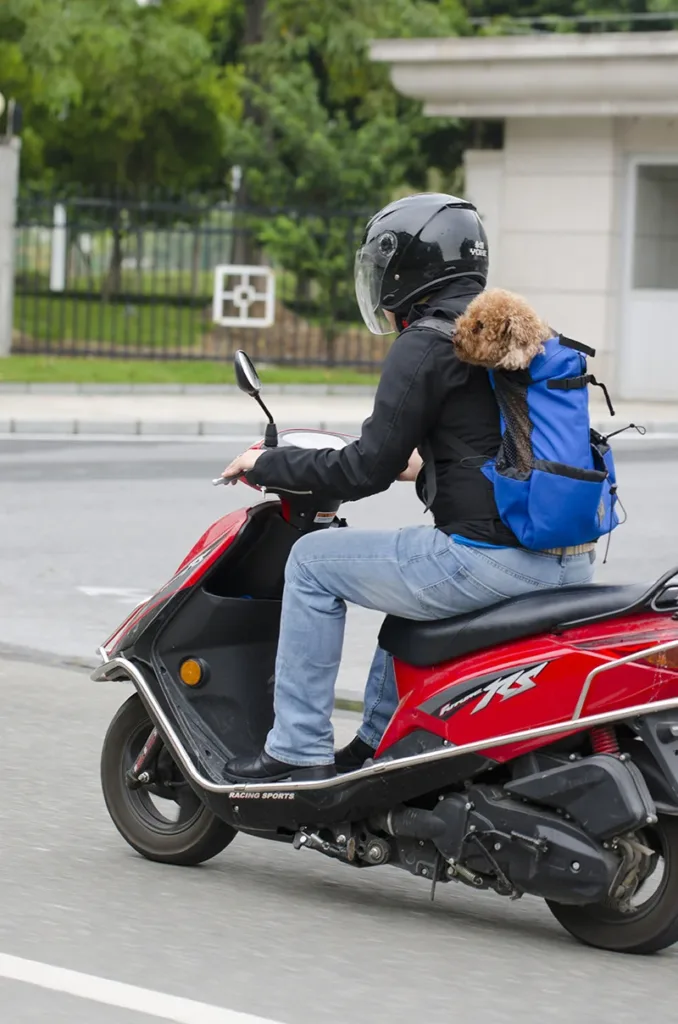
[2,437,678,1021]
[2,658,678,1024]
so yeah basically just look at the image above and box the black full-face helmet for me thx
[354,193,489,335]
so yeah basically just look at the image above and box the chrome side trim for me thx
[95,656,678,796]
[96,645,110,666]
[573,637,678,720]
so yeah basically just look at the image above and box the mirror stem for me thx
[254,393,274,425]
[254,394,278,447]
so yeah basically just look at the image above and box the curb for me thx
[0,419,367,436]
[0,381,378,397]
[0,643,365,712]
[3,419,678,439]
[0,642,101,674]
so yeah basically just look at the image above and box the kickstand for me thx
[430,852,443,903]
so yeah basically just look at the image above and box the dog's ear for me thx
[495,311,548,370]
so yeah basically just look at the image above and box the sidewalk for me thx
[0,387,371,436]
[1,383,677,436]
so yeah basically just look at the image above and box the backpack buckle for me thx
[547,374,616,416]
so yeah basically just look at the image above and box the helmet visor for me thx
[354,232,397,335]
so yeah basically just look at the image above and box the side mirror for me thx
[234,350,262,396]
[233,349,278,447]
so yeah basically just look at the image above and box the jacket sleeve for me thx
[248,329,444,501]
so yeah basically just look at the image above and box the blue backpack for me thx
[418,320,621,551]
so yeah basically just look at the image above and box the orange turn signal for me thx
[643,647,678,672]
[179,658,205,687]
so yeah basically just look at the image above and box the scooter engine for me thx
[368,750,658,906]
[430,787,620,904]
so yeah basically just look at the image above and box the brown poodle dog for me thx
[453,288,553,371]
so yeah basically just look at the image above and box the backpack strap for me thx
[408,317,499,510]
[419,438,437,512]
[547,375,593,391]
[547,373,615,416]
[419,435,483,512]
[409,316,456,339]
[403,317,456,512]
[558,335,596,358]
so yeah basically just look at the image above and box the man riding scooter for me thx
[221,193,596,782]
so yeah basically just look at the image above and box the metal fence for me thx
[469,12,678,34]
[12,191,390,368]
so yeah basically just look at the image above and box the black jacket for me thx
[249,279,518,547]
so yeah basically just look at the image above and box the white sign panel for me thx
[212,264,275,328]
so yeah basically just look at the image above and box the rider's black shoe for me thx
[335,735,376,773]
[226,749,337,783]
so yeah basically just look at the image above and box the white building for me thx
[371,32,678,401]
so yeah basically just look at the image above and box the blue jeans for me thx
[265,526,595,766]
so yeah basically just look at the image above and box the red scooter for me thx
[96,352,678,954]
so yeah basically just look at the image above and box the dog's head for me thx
[453,289,552,371]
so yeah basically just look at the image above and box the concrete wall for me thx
[465,116,678,398]
[0,139,20,357]
[491,117,619,382]
[463,150,504,288]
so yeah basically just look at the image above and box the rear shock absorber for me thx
[590,725,620,756]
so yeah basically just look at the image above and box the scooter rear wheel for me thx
[546,817,678,954]
[101,693,237,866]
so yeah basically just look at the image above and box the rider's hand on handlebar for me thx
[221,448,265,485]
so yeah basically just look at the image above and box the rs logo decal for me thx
[470,662,548,714]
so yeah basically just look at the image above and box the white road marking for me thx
[0,953,281,1024]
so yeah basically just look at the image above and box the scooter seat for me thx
[378,581,661,668]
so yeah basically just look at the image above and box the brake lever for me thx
[212,475,240,486]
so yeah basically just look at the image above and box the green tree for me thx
[1,0,246,296]
[0,0,242,189]
[232,0,467,210]
[0,0,477,330]
[224,0,468,339]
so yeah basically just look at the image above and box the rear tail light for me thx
[641,647,678,672]
[603,640,678,671]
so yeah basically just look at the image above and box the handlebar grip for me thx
[212,475,241,486]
